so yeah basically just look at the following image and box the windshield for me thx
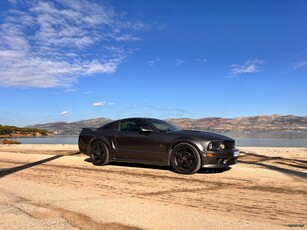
[149,119,180,132]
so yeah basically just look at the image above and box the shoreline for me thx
[0,133,53,138]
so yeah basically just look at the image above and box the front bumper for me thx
[201,148,240,168]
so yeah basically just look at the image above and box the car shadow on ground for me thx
[0,155,64,178]
[0,152,83,179]
[198,168,231,174]
[239,151,307,179]
[84,157,230,174]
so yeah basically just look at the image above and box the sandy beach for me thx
[0,144,306,229]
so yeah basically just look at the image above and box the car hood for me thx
[169,129,234,141]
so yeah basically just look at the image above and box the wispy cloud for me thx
[61,111,71,117]
[294,61,307,69]
[92,101,115,106]
[92,101,106,107]
[230,59,264,75]
[65,88,78,92]
[0,0,148,88]
[176,59,184,66]
[147,58,161,66]
[196,58,208,63]
[83,91,93,94]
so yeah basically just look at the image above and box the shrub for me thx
[2,139,21,144]
[0,125,49,136]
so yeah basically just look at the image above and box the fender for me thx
[166,136,205,165]
[87,136,116,159]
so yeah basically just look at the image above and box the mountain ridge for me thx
[26,114,307,134]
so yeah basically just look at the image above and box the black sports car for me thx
[78,118,240,174]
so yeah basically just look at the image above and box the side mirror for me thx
[139,127,153,133]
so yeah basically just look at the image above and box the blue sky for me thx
[1,0,307,127]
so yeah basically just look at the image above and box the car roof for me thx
[119,117,159,121]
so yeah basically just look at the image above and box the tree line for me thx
[0,125,49,136]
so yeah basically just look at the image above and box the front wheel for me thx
[89,141,109,165]
[170,143,201,174]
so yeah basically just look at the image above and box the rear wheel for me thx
[170,143,201,174]
[90,141,109,165]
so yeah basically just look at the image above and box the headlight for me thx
[208,142,213,150]
[220,143,225,150]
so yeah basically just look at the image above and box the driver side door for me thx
[115,119,161,162]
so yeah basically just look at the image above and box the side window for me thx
[151,121,169,132]
[120,120,149,132]
[121,121,137,132]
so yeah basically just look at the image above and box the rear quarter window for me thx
[98,121,118,131]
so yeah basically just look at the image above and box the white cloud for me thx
[29,0,110,48]
[0,0,148,88]
[230,59,264,75]
[294,61,307,69]
[176,59,184,66]
[114,34,141,41]
[196,58,208,63]
[61,111,71,117]
[85,61,118,75]
[92,101,115,106]
[0,57,79,88]
[93,101,106,107]
[147,58,161,66]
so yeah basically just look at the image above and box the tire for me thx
[89,141,109,166]
[170,143,201,174]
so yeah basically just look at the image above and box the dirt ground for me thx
[0,144,306,230]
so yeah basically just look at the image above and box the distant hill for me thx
[166,114,307,132]
[27,114,307,134]
[27,117,112,135]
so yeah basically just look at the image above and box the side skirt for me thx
[109,158,169,167]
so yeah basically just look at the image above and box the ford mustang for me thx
[78,118,240,174]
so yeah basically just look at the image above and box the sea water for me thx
[2,132,307,147]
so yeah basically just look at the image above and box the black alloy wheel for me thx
[90,141,109,165]
[170,143,201,174]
